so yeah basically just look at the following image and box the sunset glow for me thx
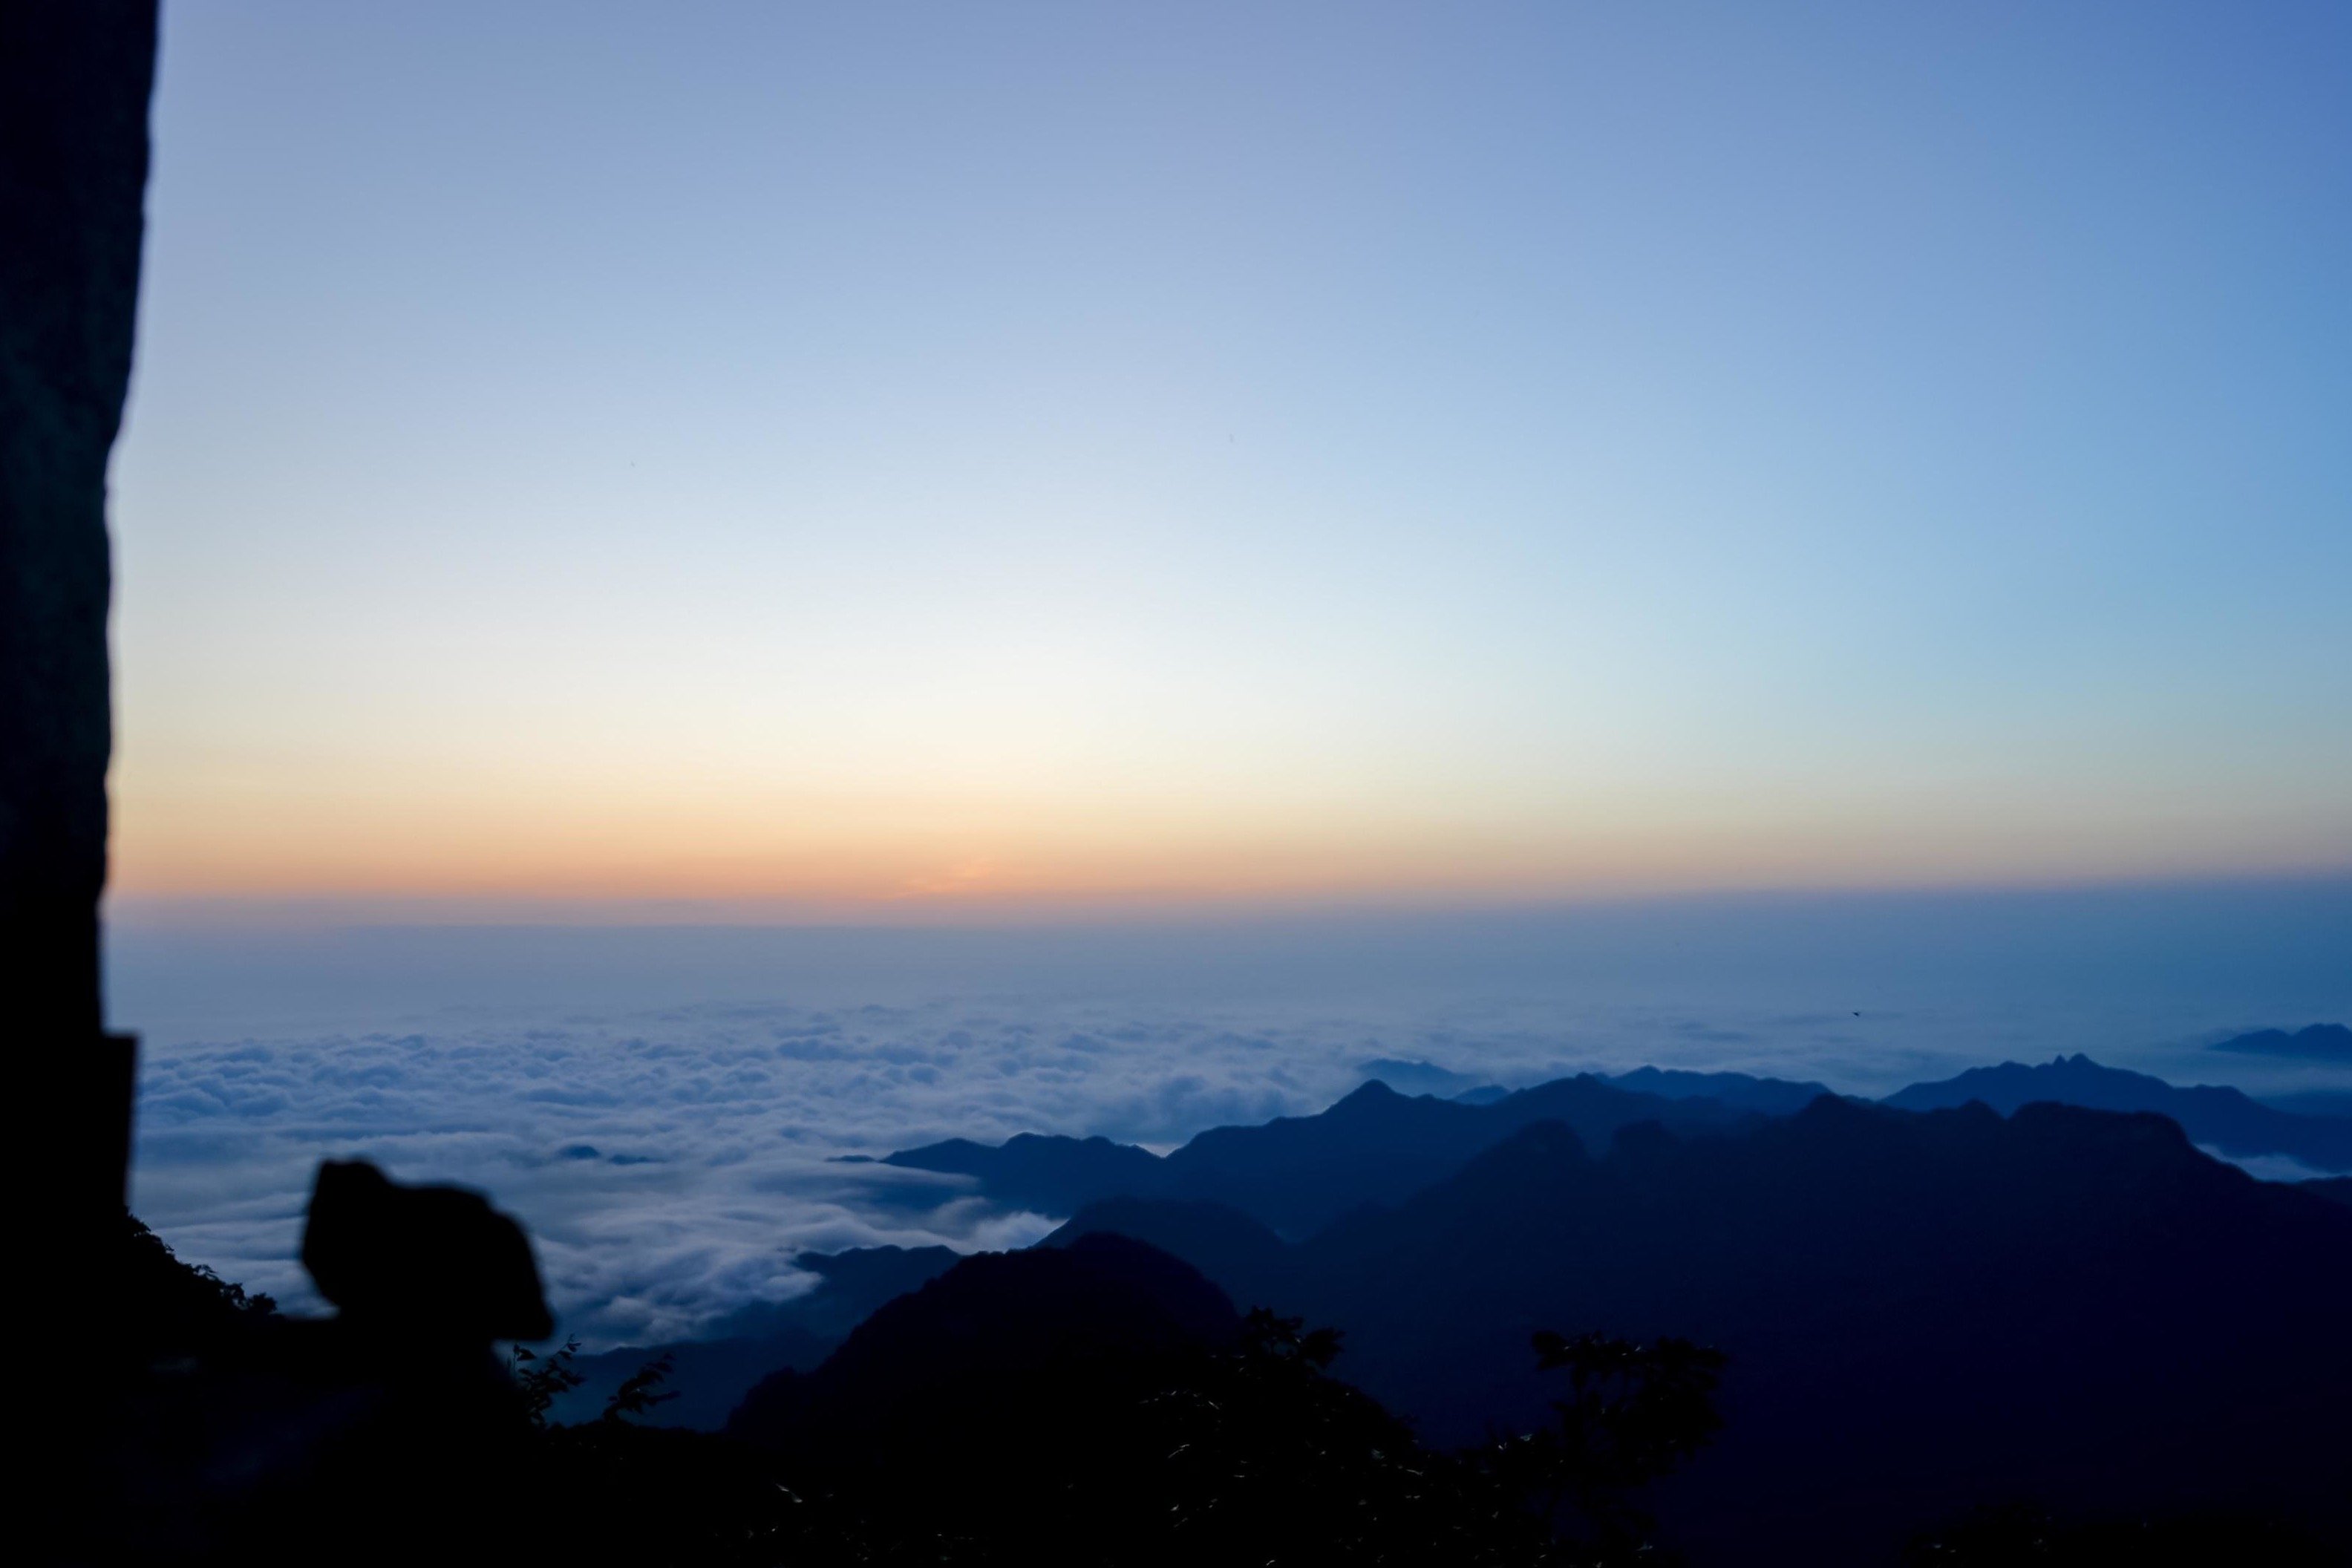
[108,2,2352,915]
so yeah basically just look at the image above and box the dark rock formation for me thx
[301,1159,554,1341]
[78,1182,558,1565]
[9,10,159,1556]
[2,0,154,1250]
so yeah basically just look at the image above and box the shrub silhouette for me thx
[519,1296,1725,1566]
[1489,1330,1728,1558]
[509,1336,584,1428]
[600,1351,679,1424]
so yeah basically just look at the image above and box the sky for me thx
[110,0,2352,913]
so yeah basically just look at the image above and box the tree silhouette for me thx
[1448,1330,1728,1565]
[509,1337,583,1428]
[601,1352,679,1424]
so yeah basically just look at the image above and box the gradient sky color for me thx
[108,1,2352,911]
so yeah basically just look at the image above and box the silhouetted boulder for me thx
[301,1159,552,1341]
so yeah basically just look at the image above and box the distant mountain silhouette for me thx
[1162,1077,1756,1235]
[1356,1056,1497,1097]
[1050,1098,2352,1564]
[1604,1065,1838,1117]
[884,1075,1751,1236]
[552,1244,958,1428]
[882,1131,1165,1214]
[1881,1054,2352,1171]
[682,1056,2345,1445]
[2211,1022,2352,1062]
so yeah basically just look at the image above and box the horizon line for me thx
[102,866,2352,932]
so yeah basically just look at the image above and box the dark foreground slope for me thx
[1054,1099,2352,1564]
[728,1232,1239,1454]
[722,1232,1725,1567]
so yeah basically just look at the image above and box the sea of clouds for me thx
[117,887,2352,1348]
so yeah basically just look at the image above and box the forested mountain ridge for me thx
[1048,1097,2352,1563]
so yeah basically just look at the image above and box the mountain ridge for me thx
[1051,1096,2352,1563]
[1882,1053,2352,1171]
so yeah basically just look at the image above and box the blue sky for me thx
[110,1,2352,908]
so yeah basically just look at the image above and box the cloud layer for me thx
[130,993,1909,1345]
[122,901,2350,1348]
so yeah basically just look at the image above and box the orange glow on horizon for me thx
[105,768,2352,914]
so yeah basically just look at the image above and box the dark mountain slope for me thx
[1155,1080,1516,1234]
[719,1235,1636,1565]
[1882,1053,2352,1170]
[552,1244,959,1428]
[2300,1175,2352,1208]
[2268,1088,2352,1118]
[1255,1099,2352,1564]
[727,1232,1238,1454]
[1043,1196,1293,1312]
